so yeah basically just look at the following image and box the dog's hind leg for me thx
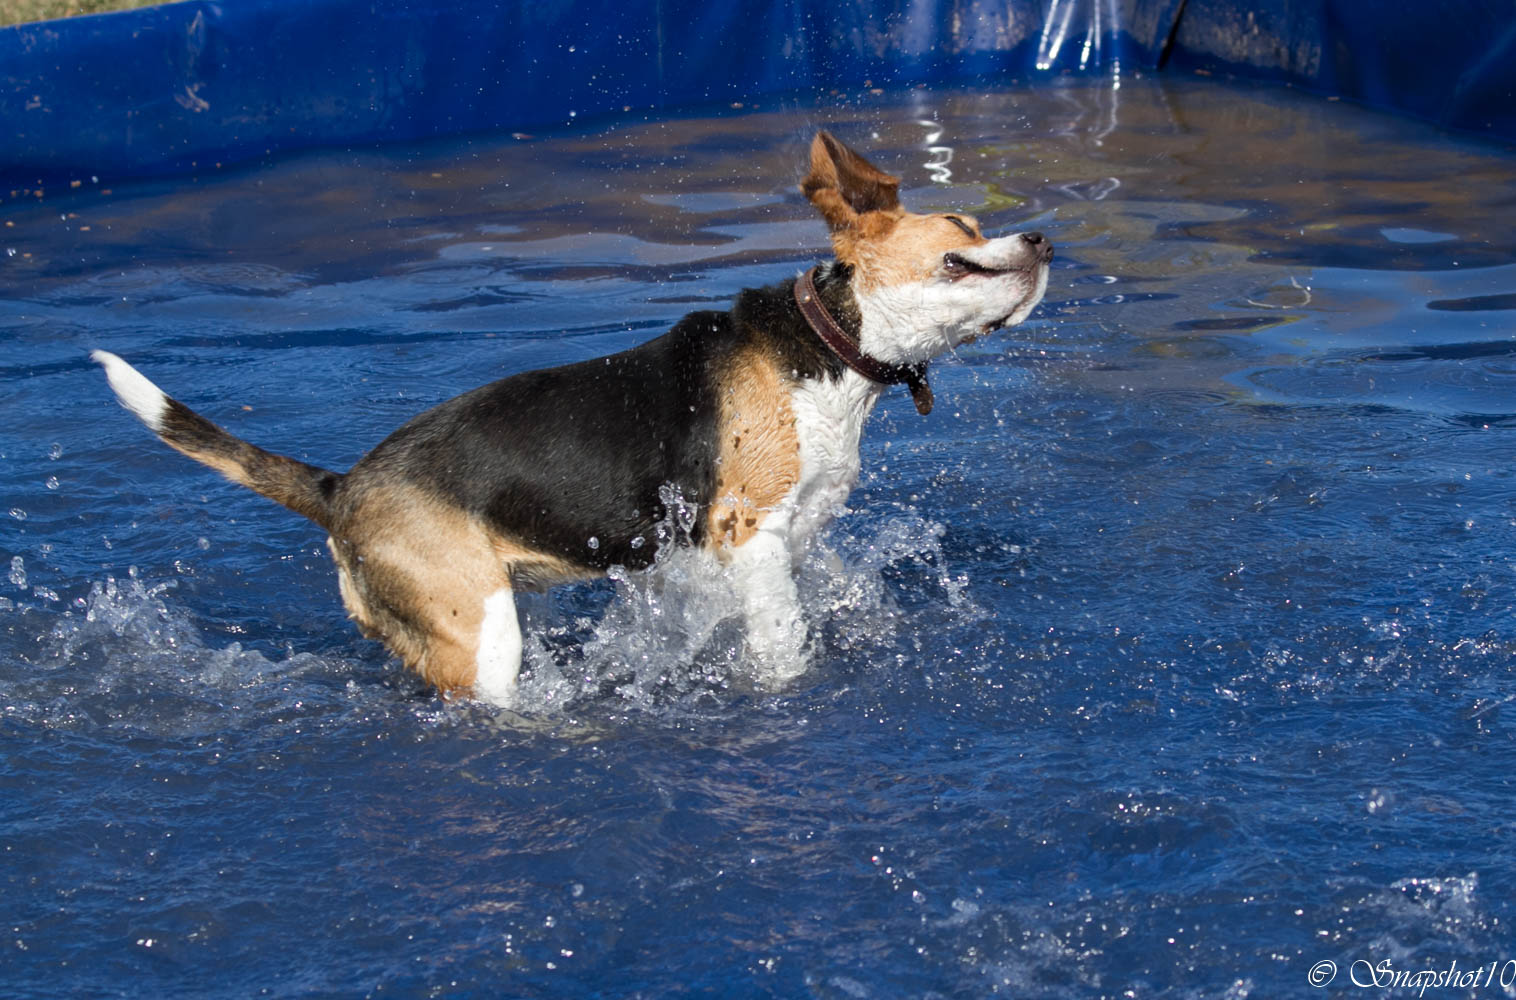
[473,588,523,706]
[393,567,525,706]
[388,585,521,706]
[335,553,524,705]
[328,486,528,705]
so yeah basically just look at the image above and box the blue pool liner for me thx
[2,0,1513,188]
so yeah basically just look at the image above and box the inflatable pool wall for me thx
[2,0,1513,188]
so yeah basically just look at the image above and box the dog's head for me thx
[802,130,1051,367]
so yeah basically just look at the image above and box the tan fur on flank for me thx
[708,347,801,548]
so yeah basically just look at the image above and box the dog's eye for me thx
[943,215,977,238]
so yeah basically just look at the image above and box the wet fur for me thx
[94,131,1052,703]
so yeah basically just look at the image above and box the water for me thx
[3,76,1516,997]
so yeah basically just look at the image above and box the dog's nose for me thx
[1020,230,1053,262]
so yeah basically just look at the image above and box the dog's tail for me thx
[92,351,341,532]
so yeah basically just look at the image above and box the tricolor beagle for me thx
[94,131,1052,705]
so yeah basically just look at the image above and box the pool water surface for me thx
[3,77,1516,997]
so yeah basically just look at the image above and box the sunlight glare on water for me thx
[2,77,1515,997]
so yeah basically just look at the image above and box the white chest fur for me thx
[782,370,883,553]
[723,368,881,686]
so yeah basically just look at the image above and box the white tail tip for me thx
[92,350,168,433]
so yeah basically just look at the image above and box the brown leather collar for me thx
[793,266,933,415]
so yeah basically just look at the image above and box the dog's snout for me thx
[1020,231,1053,262]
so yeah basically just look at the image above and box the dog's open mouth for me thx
[944,254,1043,332]
[943,252,1029,281]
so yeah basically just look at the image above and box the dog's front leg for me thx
[728,525,811,688]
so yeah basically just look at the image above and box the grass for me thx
[0,0,162,27]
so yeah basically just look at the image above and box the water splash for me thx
[510,508,979,716]
[0,572,354,736]
[1,509,977,727]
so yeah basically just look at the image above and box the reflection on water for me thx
[1036,0,1128,75]
[2,76,1515,998]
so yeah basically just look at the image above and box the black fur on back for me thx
[728,261,859,383]
[338,267,860,574]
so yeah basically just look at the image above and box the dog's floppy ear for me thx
[802,130,901,232]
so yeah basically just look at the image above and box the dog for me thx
[93,131,1052,705]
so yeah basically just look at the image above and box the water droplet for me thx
[44,477,59,491]
[629,536,645,549]
[197,537,211,550]
[586,536,599,550]
[8,508,25,521]
[8,556,26,589]
[47,442,63,460]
